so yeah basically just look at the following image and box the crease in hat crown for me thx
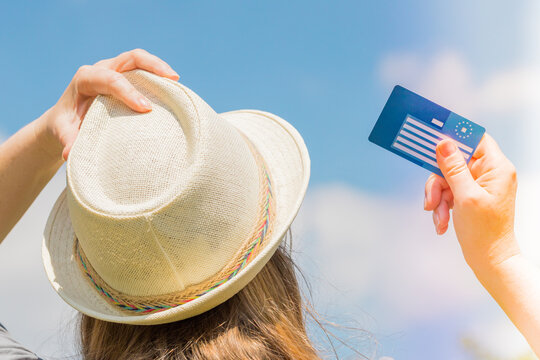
[66,69,263,297]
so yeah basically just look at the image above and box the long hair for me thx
[77,228,325,360]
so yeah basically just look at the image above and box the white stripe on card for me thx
[400,129,436,151]
[396,136,436,160]
[393,142,440,169]
[402,123,440,144]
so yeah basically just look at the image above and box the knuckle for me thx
[107,72,138,98]
[75,64,92,77]
[130,48,147,57]
[444,162,468,179]
[73,65,93,91]
[107,72,125,88]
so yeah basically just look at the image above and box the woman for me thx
[0,48,538,359]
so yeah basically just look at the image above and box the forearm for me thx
[0,111,64,242]
[472,246,540,355]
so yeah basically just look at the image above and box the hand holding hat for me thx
[34,49,179,162]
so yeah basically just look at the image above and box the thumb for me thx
[435,139,477,196]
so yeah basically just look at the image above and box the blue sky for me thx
[0,1,532,191]
[0,1,538,359]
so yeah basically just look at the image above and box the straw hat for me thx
[42,69,310,325]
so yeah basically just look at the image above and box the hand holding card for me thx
[427,134,540,356]
[370,86,540,356]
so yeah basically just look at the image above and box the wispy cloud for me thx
[294,183,481,325]
[378,50,540,122]
[378,50,540,169]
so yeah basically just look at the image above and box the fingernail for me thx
[439,140,457,158]
[139,97,151,109]
[171,71,179,78]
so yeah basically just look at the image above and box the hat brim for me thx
[42,109,310,325]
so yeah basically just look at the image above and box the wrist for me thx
[467,231,522,280]
[33,108,64,163]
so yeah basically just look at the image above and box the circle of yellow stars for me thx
[454,120,473,139]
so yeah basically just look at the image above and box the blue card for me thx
[368,85,485,177]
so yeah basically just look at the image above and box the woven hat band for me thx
[74,134,275,314]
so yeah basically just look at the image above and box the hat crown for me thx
[66,70,262,297]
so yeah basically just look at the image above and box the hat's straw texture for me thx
[74,135,275,313]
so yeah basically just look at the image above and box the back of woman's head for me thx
[77,231,321,360]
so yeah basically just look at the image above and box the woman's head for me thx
[78,230,321,360]
[43,70,325,358]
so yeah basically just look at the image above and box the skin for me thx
[0,48,179,243]
[425,136,540,355]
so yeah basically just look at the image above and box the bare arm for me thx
[425,135,540,354]
[0,112,64,242]
[0,48,179,243]
[475,250,540,353]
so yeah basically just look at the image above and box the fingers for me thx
[94,49,179,81]
[436,139,479,196]
[74,65,152,113]
[75,49,180,114]
[424,174,450,211]
[433,188,453,235]
[425,173,453,235]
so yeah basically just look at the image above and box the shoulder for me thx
[0,323,44,360]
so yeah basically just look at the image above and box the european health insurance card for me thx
[368,86,485,177]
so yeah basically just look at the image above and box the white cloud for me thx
[378,51,540,171]
[294,183,483,326]
[378,50,540,122]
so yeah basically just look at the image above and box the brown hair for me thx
[76,229,340,360]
